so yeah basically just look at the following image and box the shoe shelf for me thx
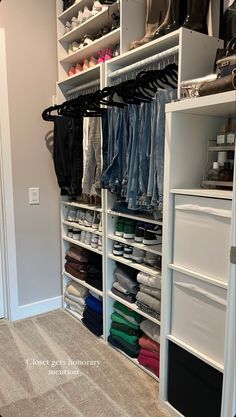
[208,145,235,152]
[107,342,159,382]
[108,290,161,326]
[201,180,233,188]
[63,220,103,236]
[61,200,102,212]
[60,28,120,65]
[170,188,233,200]
[63,235,102,255]
[167,334,224,373]
[59,3,119,44]
[107,210,162,226]
[58,0,94,22]
[108,253,161,277]
[168,264,228,290]
[108,234,162,256]
[64,270,103,297]
[58,63,101,86]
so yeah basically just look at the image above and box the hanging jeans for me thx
[147,89,177,209]
[53,116,83,196]
[82,116,102,196]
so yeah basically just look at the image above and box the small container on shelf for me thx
[207,162,221,181]
[219,162,233,182]
[226,129,236,146]
[216,126,227,146]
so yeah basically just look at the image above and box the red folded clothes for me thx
[139,348,159,360]
[138,349,160,376]
[139,335,160,354]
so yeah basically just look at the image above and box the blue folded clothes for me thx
[85,294,103,314]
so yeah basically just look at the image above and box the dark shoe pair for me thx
[94,25,111,39]
[111,13,120,31]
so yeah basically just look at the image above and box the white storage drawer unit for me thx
[173,195,232,282]
[171,270,227,366]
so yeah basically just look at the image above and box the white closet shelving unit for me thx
[55,0,228,390]
[160,90,236,417]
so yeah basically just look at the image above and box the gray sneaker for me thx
[131,247,145,263]
[85,231,92,245]
[84,210,93,227]
[145,252,162,268]
[92,212,101,229]
[67,209,77,222]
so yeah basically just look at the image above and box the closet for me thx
[52,1,236,416]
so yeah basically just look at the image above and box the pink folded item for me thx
[66,246,88,262]
[138,353,159,376]
[139,335,160,354]
[139,348,159,361]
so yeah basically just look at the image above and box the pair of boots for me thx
[130,0,210,50]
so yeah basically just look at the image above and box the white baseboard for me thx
[11,296,63,321]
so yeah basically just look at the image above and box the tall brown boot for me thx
[129,0,168,49]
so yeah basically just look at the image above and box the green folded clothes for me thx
[111,312,140,330]
[111,334,140,356]
[113,301,143,323]
[111,322,140,336]
[110,327,138,344]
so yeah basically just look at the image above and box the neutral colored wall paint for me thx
[0,0,61,310]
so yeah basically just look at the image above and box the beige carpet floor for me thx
[0,309,170,417]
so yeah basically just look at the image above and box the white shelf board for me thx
[167,334,224,373]
[60,28,120,65]
[65,306,83,322]
[59,6,117,43]
[170,188,233,200]
[108,290,161,326]
[58,0,93,22]
[107,342,159,382]
[108,253,162,277]
[107,28,180,70]
[108,234,162,256]
[62,200,102,212]
[64,270,103,296]
[63,220,102,236]
[166,90,236,117]
[63,236,102,255]
[208,145,235,152]
[58,64,100,87]
[107,209,162,225]
[202,180,233,188]
[169,264,228,290]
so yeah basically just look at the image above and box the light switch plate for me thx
[29,188,40,205]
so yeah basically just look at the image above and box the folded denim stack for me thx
[64,280,88,316]
[111,264,139,303]
[82,293,103,336]
[136,272,161,319]
[85,252,103,290]
[64,246,88,280]
[108,301,143,358]
[138,334,160,377]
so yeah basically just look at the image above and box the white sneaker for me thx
[91,233,99,248]
[82,6,93,22]
[92,212,101,229]
[67,209,77,222]
[64,21,72,34]
[131,248,145,263]
[85,231,92,245]
[80,230,86,243]
[71,16,78,30]
[98,236,102,251]
[98,217,102,232]
[72,228,81,241]
[84,210,93,227]
[76,209,85,225]
[77,9,83,25]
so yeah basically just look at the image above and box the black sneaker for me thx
[134,221,145,243]
[143,225,162,245]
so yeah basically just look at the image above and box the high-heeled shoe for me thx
[89,56,98,67]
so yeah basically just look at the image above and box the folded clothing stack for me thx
[108,300,143,358]
[64,280,88,316]
[136,272,161,319]
[65,246,88,280]
[138,334,160,377]
[111,263,139,303]
[82,291,103,336]
[85,252,103,290]
[138,319,161,376]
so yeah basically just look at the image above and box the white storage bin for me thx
[171,270,227,365]
[173,195,232,282]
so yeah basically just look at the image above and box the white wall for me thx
[0,0,61,319]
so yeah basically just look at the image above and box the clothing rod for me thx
[109,46,179,79]
[66,79,100,96]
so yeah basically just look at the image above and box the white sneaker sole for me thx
[143,237,162,245]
